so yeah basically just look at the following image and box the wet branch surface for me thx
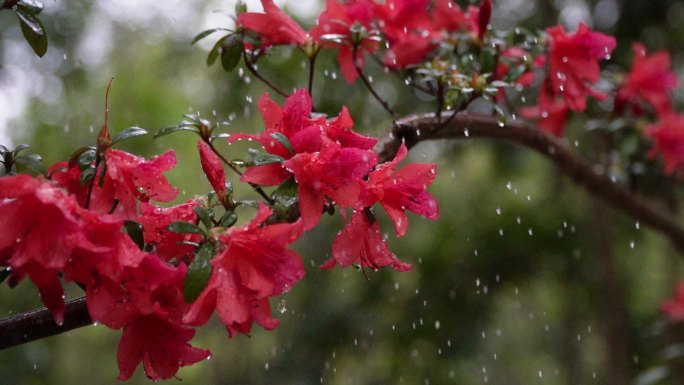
[2,112,684,349]
[376,112,684,254]
[0,297,90,350]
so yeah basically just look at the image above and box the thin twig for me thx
[242,51,288,98]
[352,45,397,118]
[207,140,273,204]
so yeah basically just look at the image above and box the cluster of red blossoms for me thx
[0,87,438,380]
[239,0,493,82]
[6,0,684,381]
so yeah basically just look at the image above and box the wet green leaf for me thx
[252,154,285,166]
[183,242,215,302]
[169,221,205,235]
[123,220,145,250]
[220,35,243,72]
[193,206,214,228]
[154,125,199,138]
[192,28,221,45]
[269,132,294,155]
[207,35,229,66]
[112,126,148,144]
[77,149,97,171]
[218,211,238,228]
[15,6,47,57]
[18,0,43,14]
[0,267,10,285]
[15,153,46,176]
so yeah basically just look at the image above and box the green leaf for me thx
[168,221,205,235]
[0,267,10,285]
[252,154,285,166]
[154,125,199,138]
[269,132,294,155]
[18,0,43,14]
[15,7,47,57]
[218,211,238,228]
[112,126,148,143]
[272,179,299,220]
[192,28,226,45]
[123,220,145,250]
[183,242,215,302]
[15,153,46,176]
[12,144,30,155]
[193,206,214,228]
[207,35,229,66]
[220,35,243,72]
[79,164,96,186]
[75,149,97,171]
[68,146,95,168]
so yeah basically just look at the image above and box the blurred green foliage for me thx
[0,0,683,384]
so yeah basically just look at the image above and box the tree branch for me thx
[4,111,684,350]
[0,297,91,350]
[375,112,684,255]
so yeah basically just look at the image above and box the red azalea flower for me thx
[661,283,684,322]
[364,144,438,237]
[283,143,377,229]
[0,175,83,324]
[51,150,178,218]
[238,0,308,47]
[520,93,570,137]
[65,210,146,285]
[117,314,209,381]
[101,149,178,217]
[616,42,678,116]
[198,140,227,203]
[476,0,492,40]
[644,114,684,174]
[374,0,437,68]
[310,0,378,83]
[230,90,377,187]
[87,254,187,329]
[138,199,202,262]
[432,0,469,33]
[322,209,412,272]
[544,23,616,112]
[184,204,304,336]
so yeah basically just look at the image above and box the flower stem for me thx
[352,45,397,119]
[243,51,289,98]
[206,140,273,205]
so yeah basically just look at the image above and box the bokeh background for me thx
[1,0,684,383]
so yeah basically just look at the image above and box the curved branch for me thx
[0,297,90,350]
[375,112,684,255]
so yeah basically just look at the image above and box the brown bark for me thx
[375,112,684,255]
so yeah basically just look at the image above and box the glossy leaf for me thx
[168,221,205,235]
[193,206,214,229]
[220,35,243,72]
[192,28,222,45]
[18,0,43,14]
[183,242,215,302]
[154,125,199,138]
[207,35,229,66]
[269,132,294,155]
[252,154,285,166]
[15,153,46,176]
[123,220,145,250]
[218,211,237,228]
[112,126,148,144]
[0,267,10,285]
[15,6,47,57]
